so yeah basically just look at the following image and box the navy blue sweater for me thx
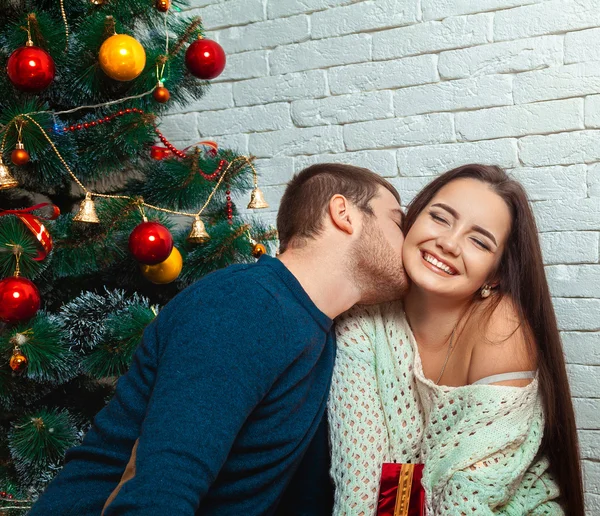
[29,256,336,515]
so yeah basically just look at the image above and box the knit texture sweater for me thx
[30,255,336,516]
[328,302,563,515]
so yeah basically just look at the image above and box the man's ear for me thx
[328,194,355,235]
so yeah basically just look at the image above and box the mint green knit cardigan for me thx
[328,302,563,515]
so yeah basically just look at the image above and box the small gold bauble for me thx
[156,0,171,12]
[140,247,183,284]
[99,34,146,82]
[153,83,170,103]
[252,243,266,258]
[9,353,28,372]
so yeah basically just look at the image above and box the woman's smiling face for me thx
[402,178,512,300]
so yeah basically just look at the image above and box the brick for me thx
[584,461,600,495]
[394,75,513,117]
[267,0,358,19]
[396,139,519,176]
[540,232,599,265]
[183,0,220,8]
[457,98,583,141]
[312,0,419,40]
[291,91,393,127]
[328,55,438,95]
[269,34,371,75]
[422,0,543,21]
[553,298,600,331]
[248,126,344,158]
[567,364,600,398]
[519,131,600,167]
[566,27,600,64]
[294,150,398,178]
[495,0,600,42]
[438,36,563,80]
[388,176,435,206]
[188,0,264,29]
[509,164,587,200]
[214,50,268,82]
[252,157,295,186]
[574,398,600,429]
[169,83,234,114]
[343,113,455,151]
[233,70,327,107]
[562,333,600,366]
[373,13,491,61]
[197,103,291,136]
[579,433,600,463]
[160,113,200,144]
[588,163,600,196]
[587,493,600,514]
[547,265,600,297]
[214,133,248,154]
[217,15,309,54]
[514,61,600,104]
[584,95,600,128]
[534,199,600,231]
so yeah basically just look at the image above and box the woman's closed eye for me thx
[471,237,491,251]
[429,211,448,225]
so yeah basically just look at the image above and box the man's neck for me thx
[277,248,361,319]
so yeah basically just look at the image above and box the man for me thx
[29,163,408,515]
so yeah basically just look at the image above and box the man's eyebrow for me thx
[432,203,497,246]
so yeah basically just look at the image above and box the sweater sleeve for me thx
[28,322,160,516]
[328,305,391,515]
[101,284,284,515]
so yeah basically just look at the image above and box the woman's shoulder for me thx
[466,296,538,387]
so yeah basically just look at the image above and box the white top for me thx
[328,302,563,515]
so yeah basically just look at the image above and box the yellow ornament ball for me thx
[140,247,183,284]
[99,34,146,81]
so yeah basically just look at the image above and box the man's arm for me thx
[101,286,283,515]
[29,323,160,515]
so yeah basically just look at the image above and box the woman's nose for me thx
[436,234,460,256]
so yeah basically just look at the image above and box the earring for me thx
[480,284,492,299]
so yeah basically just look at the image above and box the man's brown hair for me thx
[276,163,400,252]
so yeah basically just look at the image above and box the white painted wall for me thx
[167,0,600,511]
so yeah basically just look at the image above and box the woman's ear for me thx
[328,194,355,235]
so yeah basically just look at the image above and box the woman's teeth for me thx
[423,252,455,275]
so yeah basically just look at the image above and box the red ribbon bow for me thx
[0,203,60,261]
[377,463,426,516]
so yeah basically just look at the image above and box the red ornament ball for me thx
[185,38,226,80]
[129,221,173,265]
[0,276,41,323]
[11,148,30,166]
[153,86,170,103]
[7,45,56,92]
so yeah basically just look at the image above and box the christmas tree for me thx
[0,1,275,511]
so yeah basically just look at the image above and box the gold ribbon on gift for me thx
[394,464,415,516]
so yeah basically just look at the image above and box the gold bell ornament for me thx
[187,216,210,244]
[73,192,100,223]
[0,158,18,190]
[247,161,269,210]
[247,186,269,210]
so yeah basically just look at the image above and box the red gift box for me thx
[377,463,426,516]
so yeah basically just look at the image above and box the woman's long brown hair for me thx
[403,164,584,515]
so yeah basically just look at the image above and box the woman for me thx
[328,165,584,515]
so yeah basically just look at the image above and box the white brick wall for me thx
[172,1,600,509]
